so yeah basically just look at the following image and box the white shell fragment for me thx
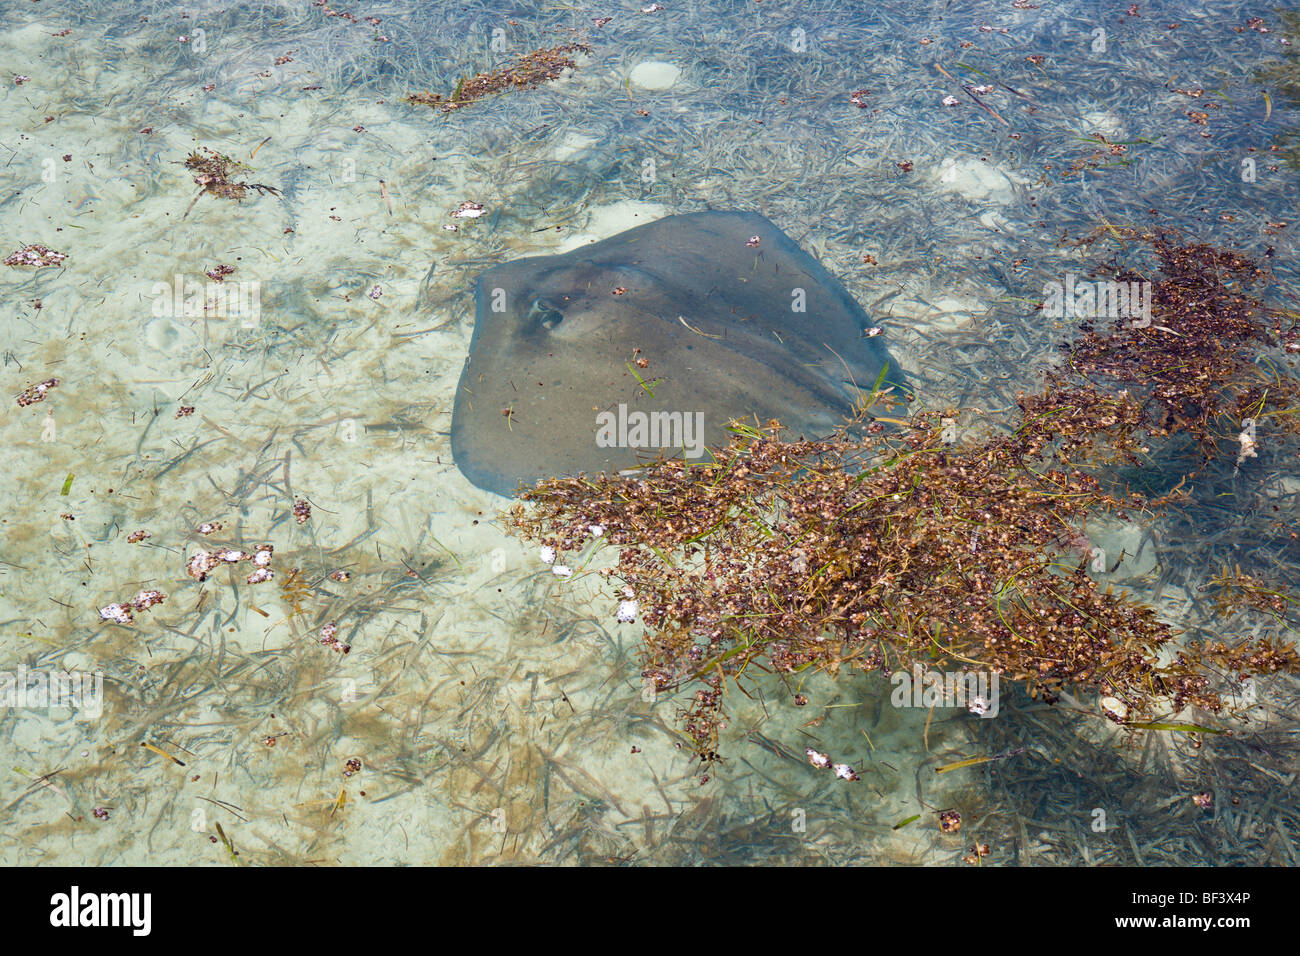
[1100,695,1128,723]
[1236,429,1258,467]
[319,620,350,653]
[186,551,219,580]
[99,588,167,625]
[451,201,484,219]
[99,603,133,625]
[806,748,832,770]
[132,589,165,610]
[807,748,859,781]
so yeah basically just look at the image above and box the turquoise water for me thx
[0,0,1297,865]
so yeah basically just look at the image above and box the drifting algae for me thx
[404,43,591,113]
[179,147,282,218]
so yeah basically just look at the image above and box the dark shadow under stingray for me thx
[450,210,911,496]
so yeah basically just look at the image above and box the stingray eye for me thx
[528,298,565,330]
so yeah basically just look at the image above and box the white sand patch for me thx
[582,199,670,236]
[5,21,59,56]
[554,200,670,252]
[628,61,682,90]
[934,156,1027,203]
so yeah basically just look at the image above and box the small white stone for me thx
[617,599,638,623]
[539,545,557,564]
[588,524,604,537]
[629,61,681,91]
[552,564,573,577]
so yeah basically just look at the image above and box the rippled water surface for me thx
[1,0,1297,865]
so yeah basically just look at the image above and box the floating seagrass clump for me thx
[404,43,591,112]
[508,413,1297,763]
[178,147,281,218]
[1058,226,1300,465]
[506,231,1300,766]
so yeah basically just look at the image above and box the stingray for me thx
[450,210,910,496]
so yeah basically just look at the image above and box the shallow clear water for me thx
[1,0,1297,865]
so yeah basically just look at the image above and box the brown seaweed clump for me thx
[509,409,1296,765]
[1058,226,1300,466]
[179,147,281,218]
[404,43,591,112]
[505,231,1300,766]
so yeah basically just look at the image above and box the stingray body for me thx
[451,210,909,496]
